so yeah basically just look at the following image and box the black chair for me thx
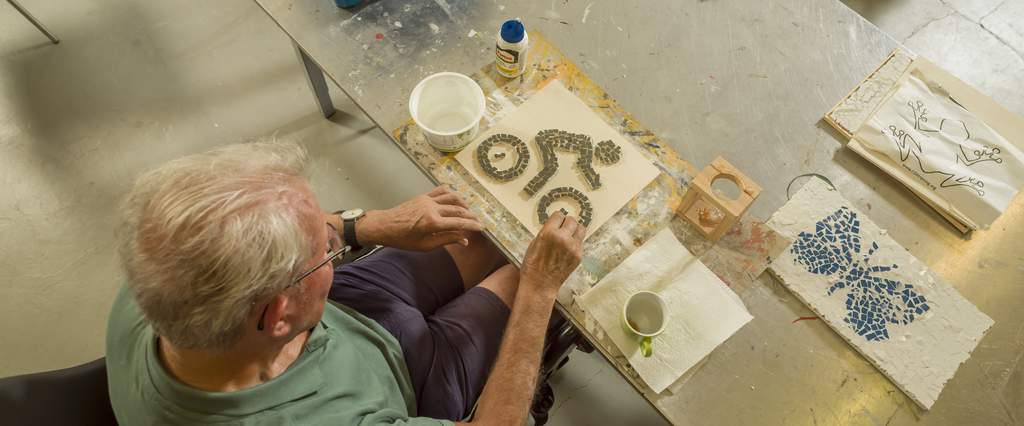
[0,357,117,425]
[529,313,593,426]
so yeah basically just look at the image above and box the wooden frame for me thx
[824,49,1024,233]
[677,157,761,242]
[824,49,914,140]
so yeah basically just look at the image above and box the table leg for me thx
[7,0,60,44]
[293,42,335,119]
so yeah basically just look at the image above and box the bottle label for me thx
[496,44,520,65]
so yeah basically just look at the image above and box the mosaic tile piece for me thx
[537,186,593,227]
[523,129,603,196]
[476,133,530,182]
[595,140,622,165]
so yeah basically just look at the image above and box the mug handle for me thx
[640,336,653,357]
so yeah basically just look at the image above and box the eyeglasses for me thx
[257,222,348,331]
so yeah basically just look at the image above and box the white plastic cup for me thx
[408,72,485,152]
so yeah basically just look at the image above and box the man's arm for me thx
[462,211,584,425]
[327,186,483,252]
[464,277,555,425]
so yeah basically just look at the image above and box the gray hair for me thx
[118,141,314,350]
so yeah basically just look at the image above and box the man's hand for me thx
[356,186,484,251]
[520,210,585,296]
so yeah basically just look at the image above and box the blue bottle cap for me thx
[500,20,525,43]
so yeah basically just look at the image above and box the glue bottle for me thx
[495,19,528,78]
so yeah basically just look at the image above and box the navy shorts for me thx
[329,247,510,421]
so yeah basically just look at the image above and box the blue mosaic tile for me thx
[790,207,930,341]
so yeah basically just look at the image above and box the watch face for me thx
[341,208,365,220]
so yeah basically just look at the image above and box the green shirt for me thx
[106,286,452,425]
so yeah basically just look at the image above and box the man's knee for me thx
[478,264,519,308]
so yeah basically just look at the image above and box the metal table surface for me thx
[255,0,1023,424]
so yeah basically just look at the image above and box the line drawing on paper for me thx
[907,100,1003,168]
[956,146,1002,167]
[882,99,1000,196]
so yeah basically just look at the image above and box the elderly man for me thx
[107,142,583,424]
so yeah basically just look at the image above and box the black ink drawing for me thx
[476,133,531,182]
[537,186,593,227]
[886,126,986,196]
[957,146,1002,167]
[908,100,1004,168]
[882,100,1000,196]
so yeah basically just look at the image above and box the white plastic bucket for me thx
[408,72,485,152]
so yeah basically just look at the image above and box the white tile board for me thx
[454,80,661,238]
[767,178,993,409]
[577,228,753,393]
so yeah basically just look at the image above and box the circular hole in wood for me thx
[710,175,742,201]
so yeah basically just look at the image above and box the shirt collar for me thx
[146,322,330,417]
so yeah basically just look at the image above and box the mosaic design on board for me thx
[594,140,622,165]
[476,134,531,182]
[790,207,930,341]
[523,129,607,195]
[537,186,593,227]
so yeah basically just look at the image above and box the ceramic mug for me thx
[622,291,668,357]
[408,72,485,152]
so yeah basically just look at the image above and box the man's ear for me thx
[262,294,293,338]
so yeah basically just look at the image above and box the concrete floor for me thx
[0,0,1019,425]
[840,0,1024,115]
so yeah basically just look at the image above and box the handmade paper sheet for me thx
[455,80,660,238]
[767,178,993,409]
[578,228,753,393]
[852,69,1024,228]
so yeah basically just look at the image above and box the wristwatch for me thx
[337,209,365,250]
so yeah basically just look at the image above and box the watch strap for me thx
[343,216,361,250]
[334,210,362,250]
